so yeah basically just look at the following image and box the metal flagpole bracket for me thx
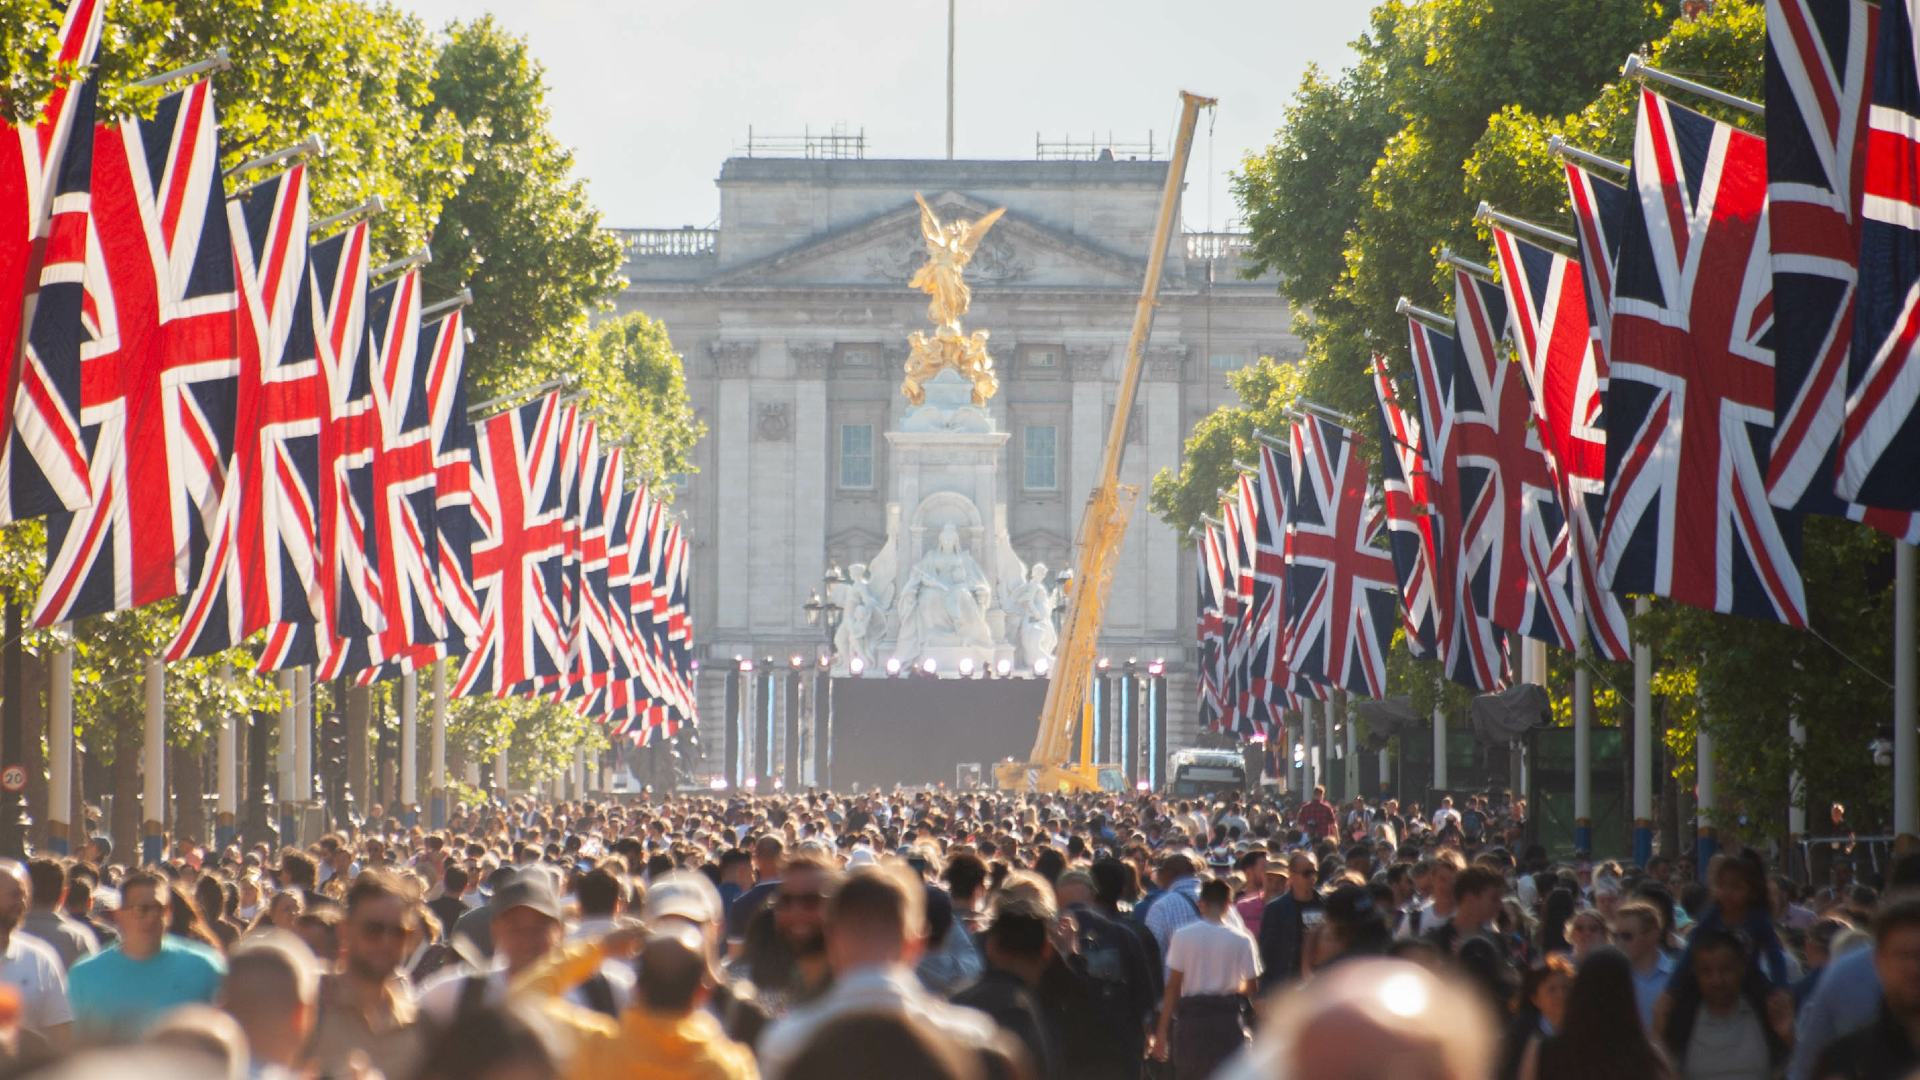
[1439,247,1495,281]
[1253,430,1291,451]
[372,246,431,281]
[225,135,325,180]
[132,47,233,90]
[1294,399,1352,425]
[421,288,473,320]
[1396,296,1456,332]
[1233,460,1259,475]
[313,195,386,236]
[1548,135,1629,177]
[465,373,573,419]
[1622,53,1763,116]
[1200,514,1226,529]
[1477,202,1579,250]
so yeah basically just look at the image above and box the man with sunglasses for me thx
[67,869,225,1038]
[307,869,424,1080]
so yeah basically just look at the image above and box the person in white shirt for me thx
[1153,878,1260,1078]
[1431,796,1462,835]
[0,859,71,1045]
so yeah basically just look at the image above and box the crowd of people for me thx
[0,780,1906,1079]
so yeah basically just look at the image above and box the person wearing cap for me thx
[417,869,630,1023]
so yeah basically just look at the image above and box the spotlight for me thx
[1147,660,1165,676]
[1034,657,1052,676]
[738,658,754,672]
[708,777,728,791]
[744,776,758,790]
[922,657,938,675]
[959,657,975,675]
[885,657,902,676]
[1135,780,1150,792]
[1097,656,1111,671]
[690,659,701,672]
[996,658,1013,676]
[789,654,804,668]
[850,656,866,676]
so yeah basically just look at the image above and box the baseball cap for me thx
[492,872,564,922]
[644,871,724,926]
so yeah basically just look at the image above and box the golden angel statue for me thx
[901,194,1007,407]
[908,193,1005,328]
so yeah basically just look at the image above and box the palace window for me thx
[839,424,874,489]
[1023,425,1058,490]
[1025,346,1059,371]
[1208,351,1247,372]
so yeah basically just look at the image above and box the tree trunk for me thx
[174,742,205,848]
[110,715,139,867]
[347,683,370,822]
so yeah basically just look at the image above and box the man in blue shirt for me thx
[68,869,225,1037]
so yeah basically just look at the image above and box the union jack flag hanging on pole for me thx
[0,0,103,523]
[258,220,372,672]
[1194,522,1227,728]
[1602,89,1806,625]
[1406,317,1509,692]
[1843,0,1920,508]
[1372,355,1440,661]
[1566,161,1632,362]
[1221,476,1261,736]
[1243,443,1289,733]
[453,391,569,697]
[1282,415,1397,700]
[170,165,328,659]
[35,82,240,625]
[1765,0,1920,538]
[1491,226,1633,662]
[1450,271,1579,650]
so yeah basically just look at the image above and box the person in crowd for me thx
[1793,855,1920,1080]
[1151,878,1258,1079]
[429,862,472,936]
[782,1009,994,1080]
[952,893,1057,1077]
[1520,947,1673,1080]
[756,864,1002,1080]
[1142,852,1203,960]
[1403,850,1465,940]
[1257,849,1321,989]
[1617,900,1678,1031]
[1052,868,1156,1078]
[727,835,787,952]
[411,1001,563,1080]
[1811,896,1920,1080]
[1429,865,1505,957]
[1682,849,1796,989]
[1297,785,1337,843]
[1230,849,1271,936]
[218,931,316,1080]
[736,853,838,1014]
[1657,927,1795,1080]
[0,860,70,1046]
[61,872,114,950]
[21,860,96,972]
[1565,907,1611,965]
[307,869,423,1078]
[67,869,223,1038]
[1312,883,1394,969]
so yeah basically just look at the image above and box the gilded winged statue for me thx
[908,194,1005,328]
[902,195,1007,407]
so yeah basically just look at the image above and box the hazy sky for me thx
[391,1,1374,231]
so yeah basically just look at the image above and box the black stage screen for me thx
[830,677,1049,790]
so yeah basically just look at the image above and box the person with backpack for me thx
[1054,870,1157,1077]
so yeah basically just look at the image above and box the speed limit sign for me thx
[1,766,25,793]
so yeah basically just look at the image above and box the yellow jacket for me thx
[511,941,760,1080]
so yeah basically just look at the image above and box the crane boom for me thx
[996,90,1215,793]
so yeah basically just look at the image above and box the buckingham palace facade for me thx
[612,151,1298,777]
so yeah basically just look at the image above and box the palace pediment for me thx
[706,191,1150,291]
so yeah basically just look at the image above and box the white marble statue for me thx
[831,563,884,675]
[891,524,994,664]
[1006,562,1059,672]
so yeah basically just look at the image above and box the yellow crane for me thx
[995,90,1215,793]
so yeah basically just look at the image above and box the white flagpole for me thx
[399,671,418,823]
[294,667,314,802]
[47,631,72,855]
[1433,704,1448,793]
[142,659,165,865]
[277,670,296,831]
[217,659,237,847]
[430,661,448,827]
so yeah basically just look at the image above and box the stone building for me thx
[613,150,1298,777]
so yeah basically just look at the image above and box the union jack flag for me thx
[453,391,570,697]
[0,0,103,523]
[1450,271,1578,650]
[352,307,469,685]
[170,165,327,659]
[1843,0,1920,508]
[1491,226,1633,662]
[1406,318,1509,692]
[257,220,372,672]
[567,441,623,699]
[35,82,240,625]
[1765,0,1920,538]
[1602,89,1806,625]
[1282,415,1397,700]
[1194,520,1228,728]
[659,517,696,731]
[1566,160,1632,360]
[1371,355,1439,660]
[1220,476,1261,736]
[1243,443,1290,733]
